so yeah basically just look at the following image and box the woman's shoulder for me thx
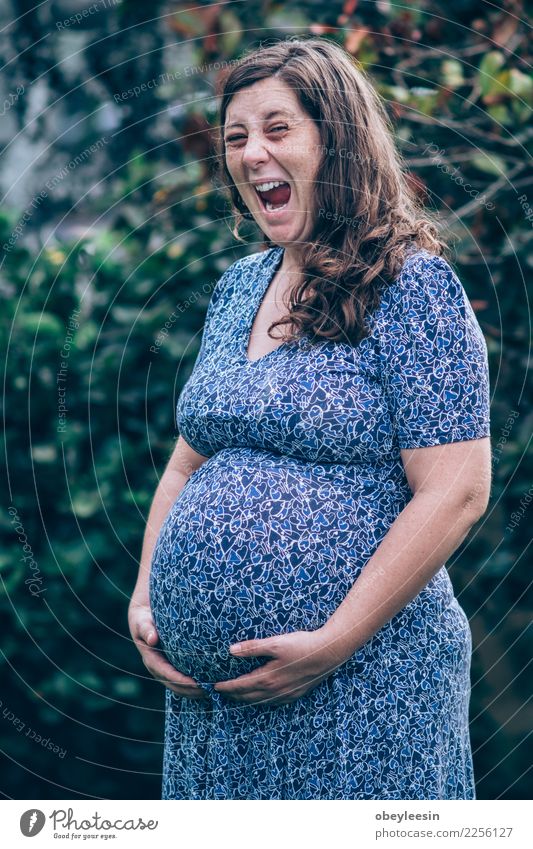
[369,245,489,375]
[394,246,460,289]
[377,247,467,323]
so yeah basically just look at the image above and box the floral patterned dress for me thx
[149,245,490,799]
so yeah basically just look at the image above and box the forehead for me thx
[225,78,303,125]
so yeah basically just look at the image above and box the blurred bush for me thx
[0,0,531,799]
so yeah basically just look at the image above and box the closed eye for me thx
[225,125,288,145]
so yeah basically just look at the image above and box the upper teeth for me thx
[254,181,287,192]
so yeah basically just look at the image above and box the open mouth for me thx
[254,180,291,212]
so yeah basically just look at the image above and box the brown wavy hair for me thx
[214,37,448,346]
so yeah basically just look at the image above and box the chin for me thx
[260,226,305,245]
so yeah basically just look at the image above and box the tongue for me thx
[259,183,290,205]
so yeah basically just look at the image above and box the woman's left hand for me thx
[213,628,349,706]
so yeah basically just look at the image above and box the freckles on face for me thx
[223,77,323,246]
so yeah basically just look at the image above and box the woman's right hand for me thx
[128,599,208,699]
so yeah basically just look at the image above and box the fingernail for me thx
[229,643,241,653]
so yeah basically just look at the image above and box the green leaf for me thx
[386,85,410,104]
[487,104,511,125]
[478,51,506,96]
[409,87,439,116]
[470,152,507,177]
[19,312,64,337]
[31,444,58,463]
[219,10,243,55]
[113,678,140,698]
[75,320,99,350]
[70,491,103,518]
[507,68,533,101]
[441,59,464,89]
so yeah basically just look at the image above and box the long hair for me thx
[214,37,448,346]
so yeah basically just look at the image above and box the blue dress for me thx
[149,246,491,800]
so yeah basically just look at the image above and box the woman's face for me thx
[223,77,323,249]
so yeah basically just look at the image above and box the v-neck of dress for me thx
[242,245,299,366]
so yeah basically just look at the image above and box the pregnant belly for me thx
[149,448,408,683]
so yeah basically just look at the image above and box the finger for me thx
[143,627,158,646]
[134,619,159,646]
[164,678,207,692]
[222,690,279,705]
[214,670,271,695]
[148,658,200,688]
[166,685,208,700]
[157,675,209,699]
[229,637,278,658]
[140,648,204,689]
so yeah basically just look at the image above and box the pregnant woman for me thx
[128,38,491,800]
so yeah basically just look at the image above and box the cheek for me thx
[224,153,242,179]
[296,172,317,208]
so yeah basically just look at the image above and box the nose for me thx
[241,133,269,169]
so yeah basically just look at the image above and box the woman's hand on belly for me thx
[212,629,348,706]
[128,599,208,700]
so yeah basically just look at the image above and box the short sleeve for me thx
[376,252,491,449]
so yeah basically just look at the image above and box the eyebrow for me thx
[224,109,293,131]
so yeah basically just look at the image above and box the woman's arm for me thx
[214,437,491,704]
[315,436,492,664]
[128,436,210,699]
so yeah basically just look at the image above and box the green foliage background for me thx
[0,0,531,799]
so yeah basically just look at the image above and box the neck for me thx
[277,244,303,275]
